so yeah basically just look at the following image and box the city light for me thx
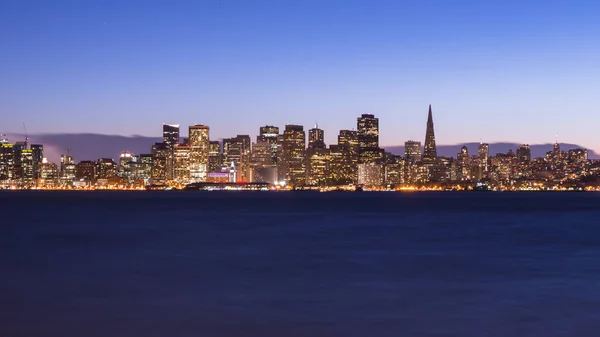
[1,106,598,192]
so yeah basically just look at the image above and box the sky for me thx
[1,0,599,149]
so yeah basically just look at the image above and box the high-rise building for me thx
[404,141,422,164]
[20,149,34,182]
[306,147,330,186]
[30,144,43,179]
[357,114,382,163]
[96,158,118,179]
[358,163,384,186]
[516,144,531,163]
[118,151,136,182]
[208,141,222,173]
[422,105,437,163]
[478,143,489,171]
[38,158,58,187]
[136,154,153,182]
[173,144,191,185]
[162,124,180,180]
[162,124,180,147]
[357,114,378,148]
[223,135,251,182]
[0,141,15,180]
[151,143,169,184]
[13,141,27,179]
[188,125,210,183]
[76,161,96,181]
[280,124,306,185]
[308,125,325,149]
[257,126,279,144]
[250,141,278,183]
[456,146,471,181]
[255,126,280,168]
[60,154,76,182]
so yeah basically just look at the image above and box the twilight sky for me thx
[1,0,599,149]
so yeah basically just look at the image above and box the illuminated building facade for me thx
[223,135,251,182]
[162,124,180,179]
[189,124,210,183]
[31,144,43,179]
[357,114,383,163]
[516,144,531,163]
[280,124,306,185]
[173,144,191,184]
[0,141,15,180]
[208,141,222,173]
[76,161,96,181]
[96,158,118,179]
[306,147,330,186]
[456,146,471,181]
[358,163,384,186]
[308,126,325,149]
[422,105,437,163]
[404,141,421,164]
[151,142,169,184]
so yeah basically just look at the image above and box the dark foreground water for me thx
[2,192,600,337]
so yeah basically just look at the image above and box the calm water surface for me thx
[2,192,600,337]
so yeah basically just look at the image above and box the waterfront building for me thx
[30,144,43,179]
[280,124,306,185]
[306,146,330,186]
[96,158,118,180]
[151,143,169,184]
[357,114,383,163]
[223,135,251,182]
[75,161,96,182]
[162,124,180,180]
[358,162,384,186]
[173,144,191,185]
[208,141,222,173]
[188,124,210,183]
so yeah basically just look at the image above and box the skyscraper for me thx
[257,126,279,144]
[208,141,222,173]
[308,125,325,149]
[357,114,383,163]
[478,143,489,171]
[280,124,306,185]
[422,105,437,163]
[151,143,169,184]
[162,124,180,148]
[30,144,43,179]
[223,135,251,182]
[404,140,422,164]
[188,124,210,183]
[173,144,191,184]
[162,124,180,180]
[516,144,531,163]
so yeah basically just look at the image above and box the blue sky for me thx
[1,0,599,149]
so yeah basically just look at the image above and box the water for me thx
[2,192,600,337]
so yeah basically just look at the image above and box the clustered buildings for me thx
[1,106,598,191]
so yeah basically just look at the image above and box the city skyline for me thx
[2,1,600,151]
[2,104,599,192]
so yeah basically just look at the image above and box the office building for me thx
[280,124,306,185]
[189,124,210,183]
[422,105,437,163]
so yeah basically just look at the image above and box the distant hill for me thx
[3,133,599,163]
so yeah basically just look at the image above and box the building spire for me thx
[422,104,437,162]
